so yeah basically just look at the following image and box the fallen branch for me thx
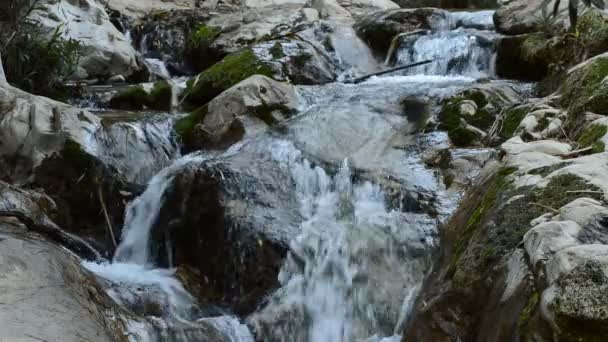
[560,146,593,158]
[348,59,435,84]
[565,190,604,194]
[528,202,559,214]
[97,182,117,249]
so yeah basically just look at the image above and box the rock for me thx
[134,9,213,75]
[150,139,303,315]
[108,75,127,84]
[251,38,338,84]
[501,136,572,156]
[31,0,146,81]
[356,8,449,58]
[543,259,608,340]
[493,0,572,35]
[109,85,149,110]
[504,151,563,171]
[561,52,608,112]
[496,34,550,81]
[106,0,198,19]
[337,0,400,19]
[311,0,352,19]
[184,49,275,107]
[0,81,176,254]
[523,221,582,267]
[177,75,298,151]
[438,83,522,147]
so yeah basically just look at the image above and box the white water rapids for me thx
[83,9,502,342]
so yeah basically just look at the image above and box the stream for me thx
[82,9,520,342]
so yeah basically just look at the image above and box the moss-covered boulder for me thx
[560,52,608,111]
[176,75,298,151]
[108,85,149,110]
[183,49,274,107]
[496,33,549,81]
[578,123,608,153]
[146,81,173,111]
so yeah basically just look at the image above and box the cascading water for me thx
[395,10,498,77]
[85,9,511,342]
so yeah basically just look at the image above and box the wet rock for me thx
[496,34,550,81]
[356,8,449,58]
[493,0,573,35]
[151,140,302,315]
[0,80,175,254]
[438,82,522,147]
[252,38,338,85]
[177,75,298,151]
[31,0,146,81]
[108,81,176,111]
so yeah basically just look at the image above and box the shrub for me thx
[1,0,82,99]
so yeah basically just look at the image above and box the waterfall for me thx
[251,140,435,341]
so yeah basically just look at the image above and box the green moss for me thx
[109,85,148,110]
[501,107,528,139]
[578,124,608,152]
[62,139,94,171]
[469,108,494,130]
[560,56,608,110]
[451,167,516,266]
[147,81,172,111]
[185,49,274,107]
[463,90,489,108]
[449,126,478,146]
[537,116,551,132]
[189,24,219,48]
[592,140,606,153]
[519,292,540,325]
[292,52,312,67]
[520,33,546,62]
[175,106,208,144]
[269,42,285,59]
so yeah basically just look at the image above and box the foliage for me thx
[0,0,82,99]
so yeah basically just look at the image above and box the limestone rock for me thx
[32,0,145,81]
[501,136,572,156]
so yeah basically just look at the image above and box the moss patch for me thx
[578,124,608,153]
[439,90,495,146]
[501,107,528,139]
[175,106,208,145]
[185,49,274,107]
[109,85,148,110]
[269,42,285,59]
[519,292,540,325]
[560,56,608,111]
[147,81,172,111]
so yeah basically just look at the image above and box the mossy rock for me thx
[175,106,209,146]
[184,49,274,107]
[147,81,172,111]
[109,86,149,110]
[452,172,603,287]
[500,106,528,139]
[578,124,607,153]
[269,42,285,59]
[560,55,608,111]
[439,89,495,147]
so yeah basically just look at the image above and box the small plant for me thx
[1,0,82,99]
[535,0,564,35]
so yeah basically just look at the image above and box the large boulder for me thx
[149,138,303,315]
[31,0,146,81]
[177,75,298,151]
[493,0,591,35]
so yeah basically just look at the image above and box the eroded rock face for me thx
[32,0,146,81]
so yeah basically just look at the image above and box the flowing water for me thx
[84,9,511,342]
